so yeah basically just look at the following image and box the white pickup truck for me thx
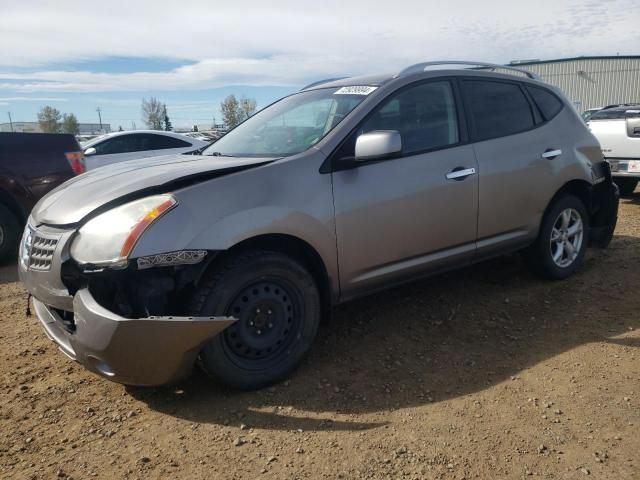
[588,105,640,196]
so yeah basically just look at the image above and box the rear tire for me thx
[615,178,638,197]
[0,204,21,264]
[189,250,321,390]
[525,195,589,280]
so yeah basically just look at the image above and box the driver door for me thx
[331,80,479,298]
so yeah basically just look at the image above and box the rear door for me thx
[461,79,563,257]
[331,80,479,298]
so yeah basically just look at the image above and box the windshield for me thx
[203,87,369,157]
[590,107,640,121]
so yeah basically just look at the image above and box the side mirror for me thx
[84,147,97,156]
[354,130,402,161]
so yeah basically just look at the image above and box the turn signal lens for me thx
[120,198,176,258]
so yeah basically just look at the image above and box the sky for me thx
[1,0,639,130]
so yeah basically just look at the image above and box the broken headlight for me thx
[70,194,177,268]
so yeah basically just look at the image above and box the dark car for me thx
[0,132,83,261]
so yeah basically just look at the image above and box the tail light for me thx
[65,151,86,175]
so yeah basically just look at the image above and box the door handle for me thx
[541,148,562,159]
[446,167,476,181]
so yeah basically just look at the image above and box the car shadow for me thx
[0,261,19,285]
[127,234,640,432]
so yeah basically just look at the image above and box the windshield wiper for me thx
[207,151,235,157]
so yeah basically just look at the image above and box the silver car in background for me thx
[20,61,619,390]
[82,130,209,170]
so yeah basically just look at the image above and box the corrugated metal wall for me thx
[516,58,640,113]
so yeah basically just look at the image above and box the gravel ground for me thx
[1,195,639,480]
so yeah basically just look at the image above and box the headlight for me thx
[70,194,177,267]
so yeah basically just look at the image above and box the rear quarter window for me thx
[462,80,535,141]
[526,86,564,121]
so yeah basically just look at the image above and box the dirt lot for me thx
[1,196,639,480]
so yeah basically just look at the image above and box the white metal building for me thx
[508,56,640,113]
[0,122,110,134]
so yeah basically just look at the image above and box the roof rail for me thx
[300,77,348,91]
[396,61,540,80]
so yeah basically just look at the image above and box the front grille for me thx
[22,226,60,271]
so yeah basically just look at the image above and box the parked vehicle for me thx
[588,104,640,196]
[82,130,209,170]
[0,132,82,262]
[581,108,601,122]
[20,61,619,390]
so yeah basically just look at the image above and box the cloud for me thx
[0,96,68,102]
[0,0,638,93]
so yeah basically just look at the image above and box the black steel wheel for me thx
[189,250,321,390]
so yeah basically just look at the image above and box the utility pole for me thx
[7,112,14,132]
[96,107,103,132]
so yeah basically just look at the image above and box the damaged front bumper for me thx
[30,288,235,386]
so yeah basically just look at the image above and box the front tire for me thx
[526,195,589,280]
[189,250,321,390]
[615,178,638,197]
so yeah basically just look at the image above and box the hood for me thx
[32,154,276,226]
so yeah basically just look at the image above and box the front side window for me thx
[202,87,367,157]
[334,81,459,160]
[93,135,139,155]
[463,80,534,140]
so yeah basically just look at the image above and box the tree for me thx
[61,113,80,135]
[220,94,258,128]
[162,104,172,131]
[141,97,164,130]
[239,96,257,120]
[220,95,240,129]
[37,106,61,133]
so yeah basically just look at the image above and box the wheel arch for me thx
[0,187,27,225]
[540,178,614,243]
[207,233,335,321]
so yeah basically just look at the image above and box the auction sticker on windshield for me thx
[334,86,378,95]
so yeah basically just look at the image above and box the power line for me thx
[96,107,103,131]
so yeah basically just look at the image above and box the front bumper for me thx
[30,288,235,386]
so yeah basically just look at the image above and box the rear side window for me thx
[526,86,563,121]
[463,80,534,141]
[145,134,191,150]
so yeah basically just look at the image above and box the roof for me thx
[508,55,640,66]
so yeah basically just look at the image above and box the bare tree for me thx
[61,113,80,135]
[141,97,164,130]
[239,96,257,120]
[37,106,61,133]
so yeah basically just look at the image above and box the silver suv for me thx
[19,61,619,390]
